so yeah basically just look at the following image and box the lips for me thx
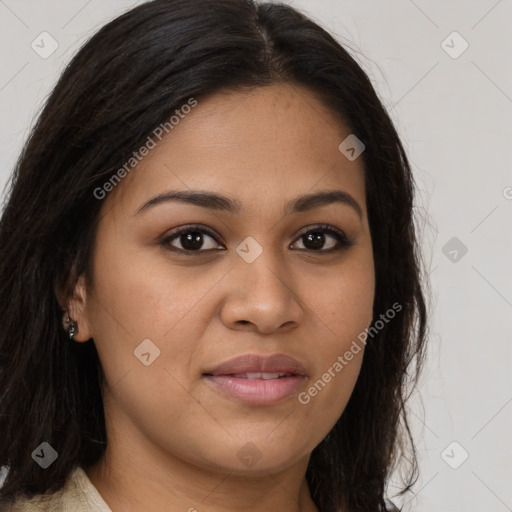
[228,372,291,379]
[203,353,308,378]
[203,354,307,405]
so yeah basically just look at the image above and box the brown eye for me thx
[161,225,224,252]
[291,224,354,252]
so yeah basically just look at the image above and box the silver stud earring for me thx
[65,316,78,340]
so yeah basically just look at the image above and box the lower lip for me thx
[203,375,305,405]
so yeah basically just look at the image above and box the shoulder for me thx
[0,466,111,512]
[0,492,62,512]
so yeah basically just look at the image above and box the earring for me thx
[65,316,78,340]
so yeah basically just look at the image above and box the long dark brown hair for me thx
[0,1,429,510]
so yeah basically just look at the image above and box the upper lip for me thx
[203,353,308,377]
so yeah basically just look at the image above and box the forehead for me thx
[102,83,367,220]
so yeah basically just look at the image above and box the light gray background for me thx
[0,1,511,511]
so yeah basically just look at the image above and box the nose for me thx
[219,249,304,335]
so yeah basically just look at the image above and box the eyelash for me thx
[160,223,355,254]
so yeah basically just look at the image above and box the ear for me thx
[61,274,93,343]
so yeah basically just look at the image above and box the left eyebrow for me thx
[287,189,363,220]
[135,189,363,220]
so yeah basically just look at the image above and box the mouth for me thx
[202,354,307,405]
[212,372,294,379]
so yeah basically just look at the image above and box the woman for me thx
[0,0,429,510]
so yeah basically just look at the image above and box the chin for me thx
[194,435,313,475]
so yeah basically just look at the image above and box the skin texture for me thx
[66,83,375,512]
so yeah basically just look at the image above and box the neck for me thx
[86,444,319,512]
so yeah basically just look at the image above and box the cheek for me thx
[298,252,374,418]
[87,239,228,400]
[90,234,212,339]
[315,246,375,344]
[87,248,216,456]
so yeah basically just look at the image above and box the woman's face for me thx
[73,83,375,476]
